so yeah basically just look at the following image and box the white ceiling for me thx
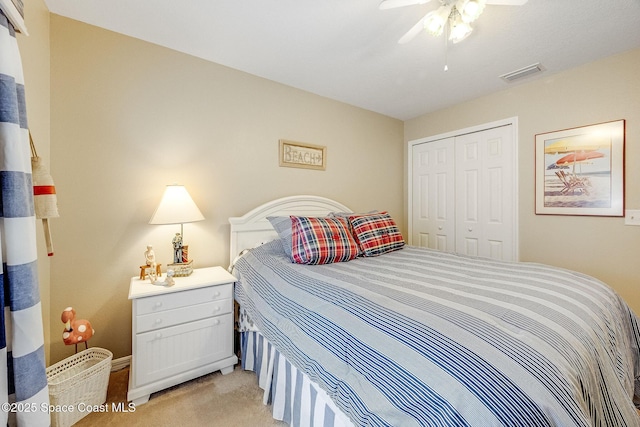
[43,0,640,120]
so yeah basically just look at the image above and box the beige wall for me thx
[18,0,51,364]
[48,15,404,362]
[405,48,640,315]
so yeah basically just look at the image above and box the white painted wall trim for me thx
[111,355,131,372]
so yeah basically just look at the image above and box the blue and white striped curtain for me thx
[0,11,50,427]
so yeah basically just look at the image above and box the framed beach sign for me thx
[279,140,326,171]
[535,120,625,216]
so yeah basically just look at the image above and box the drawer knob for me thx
[212,292,221,298]
[154,302,163,309]
[154,333,162,339]
[154,318,162,325]
[213,306,221,313]
[213,319,220,326]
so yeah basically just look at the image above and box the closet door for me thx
[411,138,455,251]
[455,125,514,261]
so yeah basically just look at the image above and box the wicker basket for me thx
[46,347,113,427]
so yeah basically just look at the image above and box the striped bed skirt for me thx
[240,331,354,427]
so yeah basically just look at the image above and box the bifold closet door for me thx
[455,125,514,261]
[410,124,515,261]
[411,138,455,251]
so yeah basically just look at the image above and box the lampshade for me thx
[149,185,205,225]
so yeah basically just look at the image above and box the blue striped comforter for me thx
[234,240,640,426]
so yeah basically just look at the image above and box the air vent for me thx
[500,63,545,83]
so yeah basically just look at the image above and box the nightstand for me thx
[127,266,238,405]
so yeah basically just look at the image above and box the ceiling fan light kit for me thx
[423,5,452,36]
[424,0,485,43]
[457,0,486,22]
[381,0,527,45]
[448,8,474,43]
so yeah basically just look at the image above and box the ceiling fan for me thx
[380,0,529,44]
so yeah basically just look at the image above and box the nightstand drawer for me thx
[135,283,232,315]
[136,298,232,333]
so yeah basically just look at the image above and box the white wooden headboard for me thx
[228,195,351,262]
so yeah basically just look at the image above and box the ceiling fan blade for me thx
[379,0,432,10]
[485,0,528,5]
[398,14,428,44]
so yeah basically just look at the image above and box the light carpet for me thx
[74,365,285,426]
[70,365,640,426]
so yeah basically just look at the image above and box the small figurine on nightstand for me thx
[139,245,162,280]
[149,269,175,287]
[144,245,156,271]
[165,269,175,286]
[172,233,183,264]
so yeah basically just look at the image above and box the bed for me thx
[229,195,640,427]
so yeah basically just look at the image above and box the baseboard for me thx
[111,355,131,372]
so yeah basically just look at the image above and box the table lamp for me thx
[149,184,204,275]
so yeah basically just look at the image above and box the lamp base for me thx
[167,260,193,277]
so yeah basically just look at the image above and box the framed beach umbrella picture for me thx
[535,120,625,216]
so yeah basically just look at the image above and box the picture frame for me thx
[535,119,625,216]
[279,140,326,171]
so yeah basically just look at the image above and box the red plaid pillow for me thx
[291,216,359,265]
[348,212,404,256]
